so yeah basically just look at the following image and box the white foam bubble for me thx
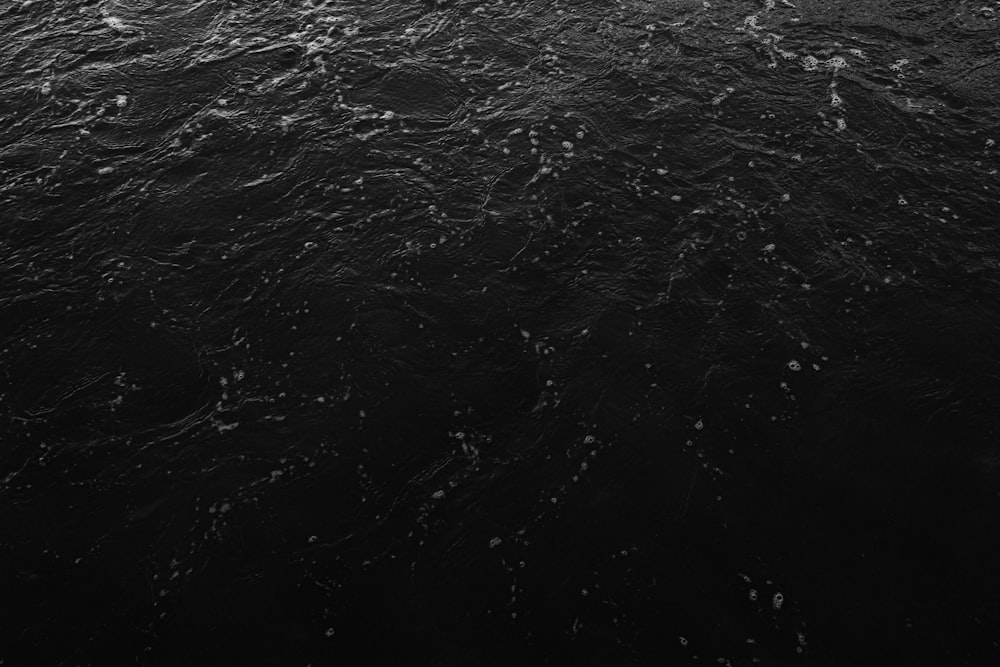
[824,56,847,71]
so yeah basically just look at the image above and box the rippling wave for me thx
[2,1,999,664]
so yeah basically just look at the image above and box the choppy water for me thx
[2,0,999,664]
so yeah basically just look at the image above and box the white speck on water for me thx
[694,419,704,430]
[104,16,129,31]
[489,537,502,549]
[788,360,801,371]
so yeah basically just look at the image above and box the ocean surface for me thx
[2,0,999,664]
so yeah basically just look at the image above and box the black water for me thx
[2,0,999,664]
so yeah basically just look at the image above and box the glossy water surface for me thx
[2,1,999,664]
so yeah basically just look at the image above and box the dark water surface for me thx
[2,0,1000,664]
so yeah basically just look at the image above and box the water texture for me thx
[2,0,999,664]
